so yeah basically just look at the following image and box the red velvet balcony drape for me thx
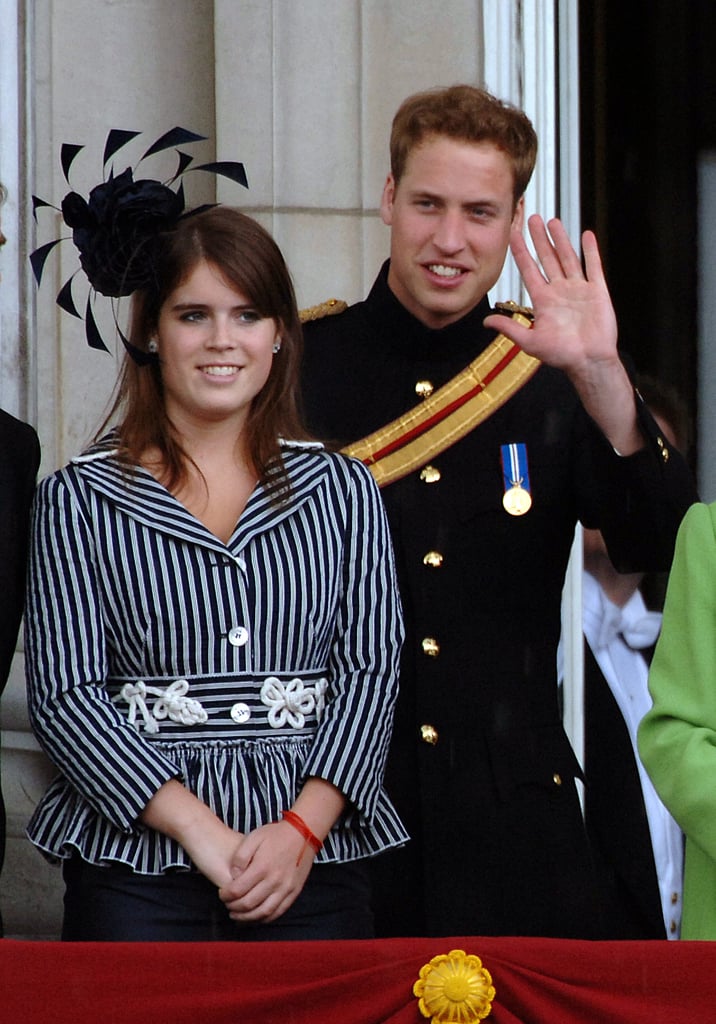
[2,935,714,1023]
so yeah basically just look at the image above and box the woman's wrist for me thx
[141,779,238,882]
[280,809,323,865]
[290,776,346,843]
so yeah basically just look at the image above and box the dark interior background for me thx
[579,0,716,464]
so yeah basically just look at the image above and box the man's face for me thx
[380,135,524,329]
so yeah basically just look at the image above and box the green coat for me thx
[639,501,716,939]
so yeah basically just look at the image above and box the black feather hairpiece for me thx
[30,127,248,363]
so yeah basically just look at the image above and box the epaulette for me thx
[494,299,535,323]
[299,298,348,324]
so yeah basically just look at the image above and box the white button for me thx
[230,702,251,724]
[228,625,249,647]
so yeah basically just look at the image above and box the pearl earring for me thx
[148,338,158,354]
[272,340,282,354]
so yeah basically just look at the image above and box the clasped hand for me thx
[218,820,315,923]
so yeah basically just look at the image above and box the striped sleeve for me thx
[24,470,181,831]
[300,456,404,821]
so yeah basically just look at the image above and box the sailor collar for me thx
[69,435,331,553]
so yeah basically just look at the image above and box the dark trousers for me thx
[62,856,373,942]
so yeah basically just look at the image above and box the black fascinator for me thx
[31,127,248,362]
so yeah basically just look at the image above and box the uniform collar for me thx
[71,433,330,553]
[364,260,495,362]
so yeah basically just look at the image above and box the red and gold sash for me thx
[342,306,539,488]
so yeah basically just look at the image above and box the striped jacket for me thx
[25,435,407,872]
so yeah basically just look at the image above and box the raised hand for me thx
[485,215,642,455]
[484,215,618,372]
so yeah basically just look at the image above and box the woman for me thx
[25,205,406,941]
[638,501,716,939]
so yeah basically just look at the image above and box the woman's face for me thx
[156,259,280,434]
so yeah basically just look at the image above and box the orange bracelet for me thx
[281,809,323,865]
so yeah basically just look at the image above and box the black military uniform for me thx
[0,408,40,934]
[300,262,696,938]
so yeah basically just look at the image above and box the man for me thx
[300,85,696,938]
[565,379,689,940]
[0,182,41,934]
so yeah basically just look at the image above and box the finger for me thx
[231,883,298,923]
[231,847,252,871]
[528,216,582,281]
[219,862,264,903]
[229,888,287,922]
[580,229,607,286]
[509,226,549,297]
[525,215,566,283]
[482,314,533,349]
[262,892,296,923]
[219,879,251,904]
[544,218,584,279]
[230,828,263,871]
[223,876,274,913]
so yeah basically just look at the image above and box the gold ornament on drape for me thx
[414,949,496,1023]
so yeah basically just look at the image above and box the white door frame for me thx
[483,0,585,773]
[0,0,36,424]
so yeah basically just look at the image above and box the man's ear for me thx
[512,195,525,232]
[380,174,396,227]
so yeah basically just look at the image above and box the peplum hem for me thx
[27,736,408,873]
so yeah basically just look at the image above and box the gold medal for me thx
[502,484,532,516]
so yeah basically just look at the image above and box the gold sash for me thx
[342,308,539,488]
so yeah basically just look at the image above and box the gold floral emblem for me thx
[413,949,496,1023]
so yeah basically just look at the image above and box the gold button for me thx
[670,920,677,934]
[420,724,439,745]
[423,550,444,568]
[552,773,562,786]
[415,380,434,399]
[421,637,440,657]
[420,465,441,484]
[657,436,670,463]
[671,892,679,904]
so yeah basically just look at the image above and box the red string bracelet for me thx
[281,809,323,866]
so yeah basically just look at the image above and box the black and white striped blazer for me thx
[25,435,407,872]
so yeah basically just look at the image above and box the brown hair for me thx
[101,206,310,495]
[389,84,538,205]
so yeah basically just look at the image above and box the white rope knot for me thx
[260,676,328,729]
[314,679,328,722]
[112,681,159,734]
[112,678,207,734]
[153,679,208,726]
